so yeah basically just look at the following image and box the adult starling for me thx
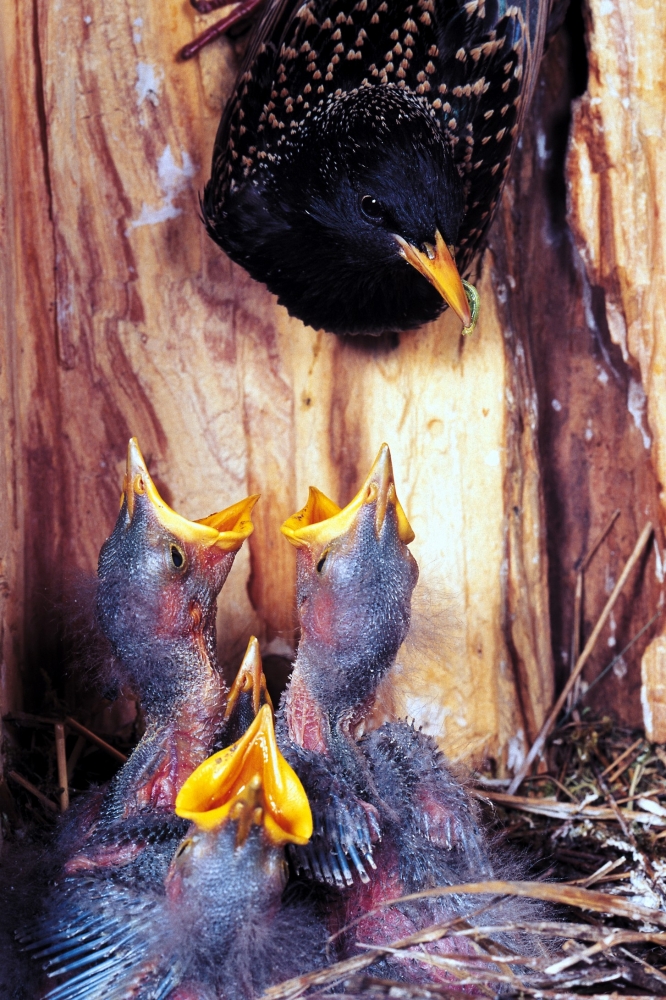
[201,0,549,335]
[25,707,324,1000]
[63,438,258,885]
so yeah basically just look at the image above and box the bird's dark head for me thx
[208,85,477,336]
[281,444,418,715]
[97,438,258,707]
[170,705,312,947]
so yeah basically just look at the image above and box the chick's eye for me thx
[316,550,329,573]
[360,195,385,222]
[175,838,193,858]
[170,544,186,570]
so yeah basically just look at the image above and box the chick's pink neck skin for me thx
[63,643,227,875]
[132,692,227,814]
[283,670,329,754]
[122,635,228,816]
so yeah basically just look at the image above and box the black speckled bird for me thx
[277,445,492,889]
[63,438,258,886]
[201,0,549,336]
[24,707,323,1000]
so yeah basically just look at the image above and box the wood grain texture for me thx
[495,20,664,729]
[566,0,666,729]
[0,0,556,773]
[0,24,23,725]
[0,0,662,778]
[641,637,666,743]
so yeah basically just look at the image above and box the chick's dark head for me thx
[97,439,259,709]
[208,87,474,336]
[281,445,418,714]
[172,705,312,951]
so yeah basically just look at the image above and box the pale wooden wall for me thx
[0,0,664,776]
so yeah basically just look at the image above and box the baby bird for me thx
[24,705,324,1000]
[279,447,533,985]
[278,443,416,886]
[279,444,490,890]
[64,438,258,884]
[200,0,551,335]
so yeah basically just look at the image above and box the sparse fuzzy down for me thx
[51,472,241,891]
[96,490,235,721]
[85,508,229,841]
[21,822,327,1000]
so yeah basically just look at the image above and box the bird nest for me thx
[259,718,666,1000]
[4,711,666,998]
[1,510,664,995]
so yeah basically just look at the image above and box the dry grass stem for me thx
[7,770,58,813]
[64,715,128,762]
[509,521,654,793]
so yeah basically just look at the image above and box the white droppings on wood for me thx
[128,146,197,230]
[135,62,162,107]
[628,378,651,450]
[507,729,526,773]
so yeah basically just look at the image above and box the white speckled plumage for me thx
[204,0,550,333]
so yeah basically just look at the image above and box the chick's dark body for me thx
[204,0,548,334]
[276,451,545,986]
[62,496,233,884]
[277,500,417,885]
[274,446,490,901]
[26,822,326,1000]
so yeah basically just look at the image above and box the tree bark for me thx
[567,0,666,735]
[0,0,662,779]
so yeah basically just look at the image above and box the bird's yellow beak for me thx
[175,704,312,846]
[281,443,414,551]
[121,437,259,552]
[394,230,479,335]
[224,636,273,723]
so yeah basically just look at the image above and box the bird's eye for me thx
[175,838,193,858]
[360,195,385,222]
[316,550,329,573]
[170,544,186,570]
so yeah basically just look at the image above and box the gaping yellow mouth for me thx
[121,438,259,552]
[281,443,414,552]
[175,705,312,846]
[224,636,273,723]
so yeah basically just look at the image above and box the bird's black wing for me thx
[278,736,381,889]
[426,0,550,268]
[207,0,303,214]
[64,811,189,893]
